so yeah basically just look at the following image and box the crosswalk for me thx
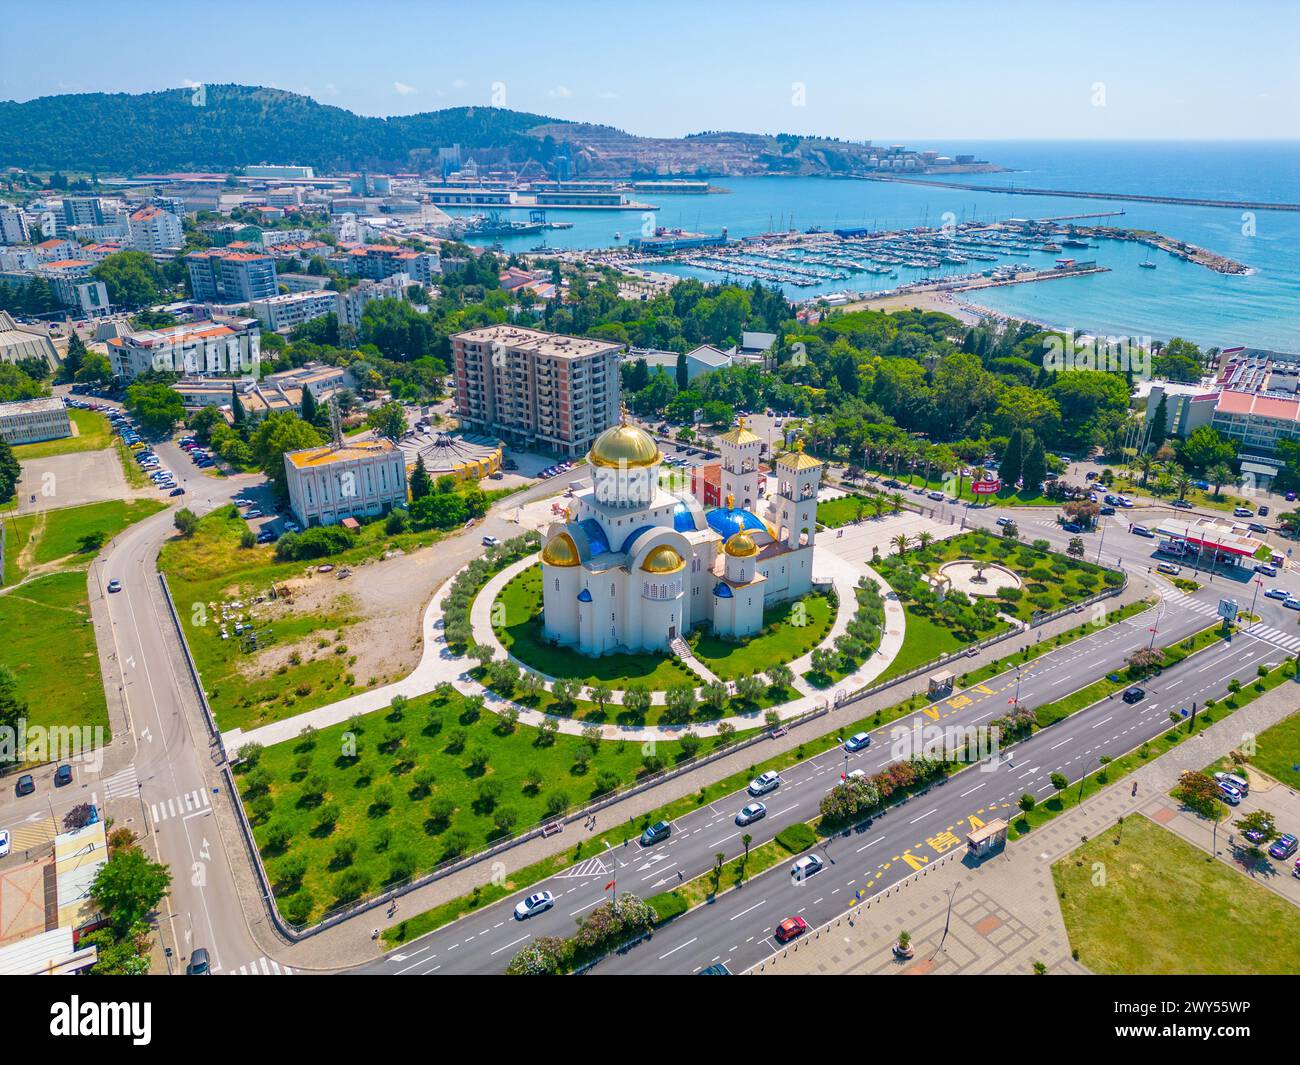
[227,956,294,976]
[151,788,211,824]
[1159,587,1223,621]
[101,765,140,800]
[1244,622,1300,655]
[556,856,610,879]
[2,817,57,852]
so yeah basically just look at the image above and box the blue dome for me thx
[712,581,733,599]
[577,518,610,556]
[620,525,656,554]
[576,588,592,603]
[706,507,769,540]
[673,500,699,533]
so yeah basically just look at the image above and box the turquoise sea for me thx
[446,141,1300,351]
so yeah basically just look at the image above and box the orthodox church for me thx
[540,414,823,656]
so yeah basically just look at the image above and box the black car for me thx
[54,764,72,786]
[1122,687,1146,704]
[1259,504,1271,517]
[15,774,34,796]
[1099,505,1116,515]
[640,820,672,846]
[186,948,211,975]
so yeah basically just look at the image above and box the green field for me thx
[816,494,877,528]
[0,570,108,737]
[1242,711,1300,790]
[3,498,166,585]
[11,408,112,460]
[1053,816,1300,974]
[690,593,833,680]
[492,566,695,690]
[240,685,706,925]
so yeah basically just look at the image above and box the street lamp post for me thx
[1148,598,1166,651]
[1096,515,1107,564]
[1248,575,1262,624]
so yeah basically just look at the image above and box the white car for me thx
[1156,562,1181,576]
[1265,588,1290,600]
[791,854,825,880]
[0,829,9,858]
[481,535,501,547]
[748,771,781,796]
[514,890,555,920]
[843,732,871,752]
[735,802,766,826]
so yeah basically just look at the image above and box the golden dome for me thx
[718,417,762,447]
[640,544,686,574]
[588,413,661,469]
[725,531,759,558]
[541,531,580,567]
[778,438,823,472]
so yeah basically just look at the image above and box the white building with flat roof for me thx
[249,289,339,332]
[0,396,71,445]
[107,317,261,380]
[284,438,407,528]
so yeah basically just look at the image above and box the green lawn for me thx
[1242,711,1300,790]
[691,593,833,680]
[0,570,109,738]
[3,498,166,585]
[493,566,695,690]
[1053,816,1300,974]
[239,685,712,926]
[817,494,875,528]
[873,609,977,684]
[855,466,1056,507]
[11,408,112,460]
[879,530,1120,623]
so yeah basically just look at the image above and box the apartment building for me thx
[248,289,339,332]
[186,247,279,303]
[126,205,183,255]
[38,260,111,318]
[451,325,622,458]
[107,317,261,379]
[336,272,411,330]
[0,396,71,446]
[330,243,439,285]
[284,438,407,528]
[0,205,28,244]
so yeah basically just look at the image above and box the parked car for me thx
[15,774,34,796]
[1171,499,1193,509]
[774,916,808,944]
[1234,506,1254,517]
[1259,505,1271,517]
[1130,525,1154,537]
[640,820,672,846]
[245,509,263,518]
[1214,772,1249,796]
[481,535,501,547]
[1099,505,1115,515]
[1061,522,1084,533]
[1269,834,1298,860]
[0,829,10,858]
[54,764,72,786]
[1156,562,1181,575]
[1218,782,1242,805]
[1255,563,1277,577]
[1284,598,1300,611]
[735,803,766,826]
[748,771,781,796]
[169,487,186,496]
[1265,587,1290,600]
[513,891,555,920]
[843,732,872,752]
[185,948,212,975]
[107,579,122,593]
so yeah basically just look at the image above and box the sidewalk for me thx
[754,660,1300,975]
[259,569,1162,970]
[226,546,907,748]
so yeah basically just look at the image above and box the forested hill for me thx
[0,85,565,173]
[0,84,903,177]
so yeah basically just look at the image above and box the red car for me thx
[774,916,808,944]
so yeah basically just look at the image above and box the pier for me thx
[863,174,1300,212]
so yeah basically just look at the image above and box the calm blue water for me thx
[449,141,1300,351]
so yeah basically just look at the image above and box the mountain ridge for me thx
[0,84,928,178]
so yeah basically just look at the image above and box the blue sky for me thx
[5,0,1297,140]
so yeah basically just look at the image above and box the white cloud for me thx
[452,78,466,89]
[393,81,418,96]
[547,85,573,99]
[324,82,339,96]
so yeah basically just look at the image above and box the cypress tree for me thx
[231,384,245,425]
[62,332,86,381]
[410,455,433,501]
[300,384,318,426]
[675,351,689,392]
[1021,435,1047,494]
[1000,428,1024,487]
[1148,392,1169,453]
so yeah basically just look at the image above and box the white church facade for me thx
[540,415,823,656]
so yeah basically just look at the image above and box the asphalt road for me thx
[357,579,1244,976]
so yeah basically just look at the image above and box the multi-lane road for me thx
[358,567,1278,976]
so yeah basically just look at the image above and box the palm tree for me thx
[1208,462,1234,497]
[871,495,886,519]
[891,533,910,556]
[1136,453,1158,486]
[889,491,905,514]
[916,531,935,554]
[1173,468,1193,502]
